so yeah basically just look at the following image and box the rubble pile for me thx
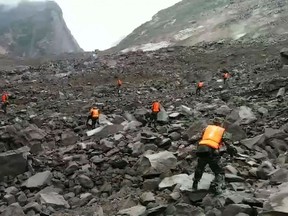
[0,41,288,216]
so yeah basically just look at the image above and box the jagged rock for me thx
[39,192,70,209]
[0,146,30,179]
[169,112,180,118]
[257,107,268,116]
[17,192,27,206]
[137,151,177,176]
[240,134,265,150]
[117,205,146,216]
[168,131,181,141]
[87,124,124,139]
[91,155,105,164]
[99,138,114,152]
[215,105,231,116]
[159,174,192,191]
[269,168,288,184]
[222,204,253,216]
[256,161,275,180]
[110,158,128,169]
[146,205,167,215]
[22,171,52,188]
[23,202,42,213]
[263,189,288,213]
[79,193,92,206]
[225,194,246,205]
[157,110,169,123]
[276,87,285,98]
[225,165,238,175]
[78,175,94,189]
[143,178,161,191]
[179,105,193,115]
[174,203,205,216]
[225,123,247,141]
[4,194,16,205]
[1,203,25,216]
[65,162,79,175]
[228,106,257,125]
[225,174,245,182]
[5,187,19,195]
[158,138,172,148]
[183,120,207,141]
[140,192,155,205]
[61,130,78,146]
[134,108,150,123]
[123,121,142,131]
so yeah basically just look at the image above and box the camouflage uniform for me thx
[193,132,231,194]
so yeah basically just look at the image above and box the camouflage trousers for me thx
[194,154,225,190]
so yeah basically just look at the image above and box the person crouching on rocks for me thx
[149,100,161,127]
[196,81,204,96]
[193,118,235,195]
[1,91,9,114]
[86,105,100,129]
[117,78,123,96]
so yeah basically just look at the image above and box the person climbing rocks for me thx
[1,92,9,114]
[86,105,100,129]
[223,71,230,84]
[196,81,204,96]
[150,100,161,127]
[192,118,235,195]
[117,78,123,96]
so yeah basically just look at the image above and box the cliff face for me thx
[110,0,288,53]
[0,1,82,57]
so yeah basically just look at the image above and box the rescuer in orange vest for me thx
[223,72,230,84]
[117,78,123,96]
[1,92,9,114]
[150,100,161,127]
[86,106,100,129]
[196,81,204,96]
[192,118,235,194]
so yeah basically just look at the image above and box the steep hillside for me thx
[0,1,82,57]
[111,0,288,52]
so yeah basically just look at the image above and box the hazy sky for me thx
[0,0,180,51]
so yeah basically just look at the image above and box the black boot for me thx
[192,181,198,190]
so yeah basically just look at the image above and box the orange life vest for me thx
[117,79,122,86]
[90,108,99,118]
[199,125,225,149]
[1,93,8,103]
[223,73,229,79]
[198,82,204,88]
[152,102,160,112]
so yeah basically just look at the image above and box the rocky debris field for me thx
[0,40,288,216]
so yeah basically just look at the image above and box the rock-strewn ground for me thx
[0,40,288,216]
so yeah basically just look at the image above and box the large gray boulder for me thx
[39,192,70,209]
[86,124,124,138]
[117,205,146,216]
[136,151,177,176]
[227,106,257,125]
[1,203,25,216]
[183,120,207,141]
[0,124,46,151]
[0,146,30,179]
[22,171,52,188]
[240,134,265,150]
[263,184,288,214]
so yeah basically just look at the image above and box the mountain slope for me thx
[111,0,288,52]
[0,1,82,57]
